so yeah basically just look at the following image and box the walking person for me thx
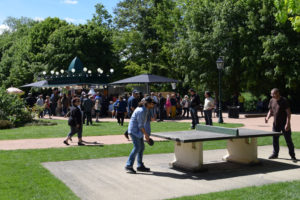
[116,96,127,126]
[181,95,190,118]
[63,98,85,146]
[189,89,201,129]
[125,96,156,174]
[203,91,214,125]
[265,88,296,161]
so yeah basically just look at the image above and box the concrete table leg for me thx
[223,137,259,164]
[170,141,204,172]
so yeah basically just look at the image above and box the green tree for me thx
[274,0,300,32]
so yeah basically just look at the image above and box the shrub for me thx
[0,120,13,129]
[0,87,33,127]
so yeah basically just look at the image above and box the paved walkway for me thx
[43,146,300,200]
[1,113,300,150]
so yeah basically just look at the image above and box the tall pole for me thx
[218,69,224,123]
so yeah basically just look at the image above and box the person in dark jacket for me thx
[116,96,128,126]
[157,93,166,122]
[82,95,94,126]
[63,98,84,146]
[189,89,201,129]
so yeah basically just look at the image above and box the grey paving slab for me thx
[43,146,300,200]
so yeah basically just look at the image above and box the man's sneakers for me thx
[125,164,151,174]
[268,154,278,159]
[125,166,136,174]
[137,164,151,172]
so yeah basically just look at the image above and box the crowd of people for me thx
[25,88,217,127]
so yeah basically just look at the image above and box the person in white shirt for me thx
[36,95,44,118]
[203,91,214,125]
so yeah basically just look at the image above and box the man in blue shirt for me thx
[127,90,139,118]
[125,96,156,174]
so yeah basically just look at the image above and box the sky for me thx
[0,0,121,33]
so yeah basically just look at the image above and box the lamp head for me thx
[216,57,224,70]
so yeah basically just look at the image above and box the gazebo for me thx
[22,57,109,89]
[109,74,179,93]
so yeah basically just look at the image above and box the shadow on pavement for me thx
[138,159,300,181]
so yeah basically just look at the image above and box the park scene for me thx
[1,0,300,199]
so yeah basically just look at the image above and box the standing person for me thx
[151,92,158,117]
[56,96,63,116]
[170,94,177,119]
[82,95,94,126]
[44,96,52,119]
[116,96,128,126]
[265,88,296,161]
[25,93,36,108]
[157,93,166,122]
[189,89,201,129]
[36,95,44,118]
[203,91,214,126]
[63,98,85,146]
[125,96,156,174]
[165,94,171,119]
[181,95,190,118]
[50,89,59,116]
[124,90,139,139]
[61,94,69,116]
[176,93,182,118]
[127,90,139,118]
[94,98,101,122]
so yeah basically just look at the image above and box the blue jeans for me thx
[126,134,145,167]
[190,107,199,128]
[204,110,213,125]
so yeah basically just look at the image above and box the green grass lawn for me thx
[1,135,300,200]
[0,120,243,140]
[1,122,300,200]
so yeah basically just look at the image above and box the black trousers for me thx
[83,111,92,125]
[182,108,189,118]
[204,110,213,125]
[117,112,125,125]
[272,126,295,157]
[68,125,82,138]
[159,108,165,121]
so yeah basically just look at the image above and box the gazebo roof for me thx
[68,57,83,72]
[110,74,179,85]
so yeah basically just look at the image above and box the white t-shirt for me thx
[204,97,214,111]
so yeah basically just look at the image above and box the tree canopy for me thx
[1,1,300,109]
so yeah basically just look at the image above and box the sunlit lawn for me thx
[1,121,300,200]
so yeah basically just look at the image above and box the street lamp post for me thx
[216,57,224,123]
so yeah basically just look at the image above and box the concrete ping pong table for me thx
[152,124,282,172]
